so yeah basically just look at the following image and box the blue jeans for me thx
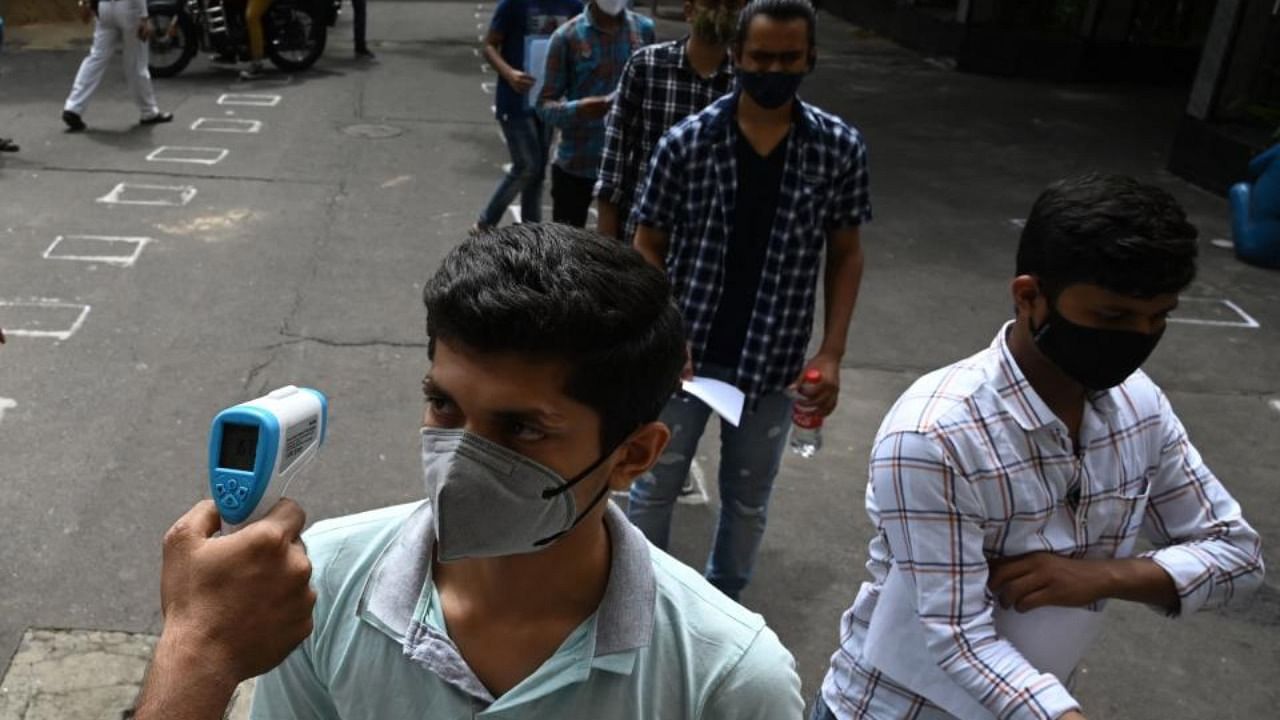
[627,365,794,600]
[478,114,549,227]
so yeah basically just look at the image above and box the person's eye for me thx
[425,394,460,420]
[509,420,548,443]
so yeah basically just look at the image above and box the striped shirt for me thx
[819,322,1264,720]
[634,93,871,404]
[594,39,735,241]
[537,7,655,179]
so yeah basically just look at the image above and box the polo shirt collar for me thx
[357,499,656,668]
[990,321,1120,432]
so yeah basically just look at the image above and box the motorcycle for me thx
[146,0,342,78]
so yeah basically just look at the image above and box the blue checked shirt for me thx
[537,7,655,179]
[633,93,872,403]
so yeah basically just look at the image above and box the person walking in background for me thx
[595,0,741,241]
[240,0,277,80]
[62,0,173,132]
[352,0,375,58]
[475,0,584,232]
[538,0,654,227]
[628,0,870,602]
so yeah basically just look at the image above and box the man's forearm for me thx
[819,232,864,357]
[1102,558,1179,613]
[633,226,669,271]
[597,199,621,237]
[481,43,517,81]
[133,631,239,720]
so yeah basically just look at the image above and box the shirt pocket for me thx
[1084,475,1151,559]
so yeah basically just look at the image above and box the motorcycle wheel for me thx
[265,6,328,73]
[147,9,198,78]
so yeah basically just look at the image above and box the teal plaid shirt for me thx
[537,6,655,179]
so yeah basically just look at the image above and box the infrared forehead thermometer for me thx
[209,385,328,531]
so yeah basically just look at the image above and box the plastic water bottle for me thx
[789,369,823,458]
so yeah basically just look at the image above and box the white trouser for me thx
[64,0,160,118]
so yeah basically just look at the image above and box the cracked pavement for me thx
[1,2,1278,718]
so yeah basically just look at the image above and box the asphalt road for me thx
[1,2,1278,717]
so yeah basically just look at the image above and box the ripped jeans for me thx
[627,364,794,600]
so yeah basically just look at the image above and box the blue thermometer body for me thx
[208,385,328,531]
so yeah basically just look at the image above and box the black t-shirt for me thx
[702,131,790,368]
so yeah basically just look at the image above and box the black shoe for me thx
[140,112,175,126]
[62,110,86,132]
[355,47,376,59]
[0,138,18,152]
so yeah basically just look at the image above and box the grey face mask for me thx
[420,428,615,562]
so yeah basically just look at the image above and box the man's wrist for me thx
[133,629,239,720]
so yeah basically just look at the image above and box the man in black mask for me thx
[813,174,1265,720]
[629,0,870,601]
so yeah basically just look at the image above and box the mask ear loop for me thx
[533,480,612,547]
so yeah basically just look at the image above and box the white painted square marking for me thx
[97,183,197,206]
[1270,399,1280,415]
[43,235,152,267]
[1169,297,1260,329]
[481,82,496,94]
[0,300,91,340]
[192,117,262,133]
[0,398,16,424]
[217,93,282,107]
[146,146,229,165]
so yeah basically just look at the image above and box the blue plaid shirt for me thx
[634,93,872,403]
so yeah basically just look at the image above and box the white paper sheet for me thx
[865,564,1105,719]
[524,36,551,109]
[681,377,745,427]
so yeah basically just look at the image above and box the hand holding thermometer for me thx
[209,386,328,532]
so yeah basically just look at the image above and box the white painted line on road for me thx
[146,146,229,165]
[1008,218,1026,228]
[192,117,262,133]
[1270,399,1280,415]
[0,299,91,341]
[679,459,710,505]
[1211,238,1233,249]
[481,82,496,94]
[43,235,151,267]
[97,183,197,207]
[217,93,281,107]
[0,398,15,424]
[481,64,495,74]
[1168,297,1261,329]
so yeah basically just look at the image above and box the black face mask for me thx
[1031,303,1164,391]
[738,70,805,109]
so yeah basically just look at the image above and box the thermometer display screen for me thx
[220,423,259,471]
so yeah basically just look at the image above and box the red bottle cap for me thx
[803,368,822,384]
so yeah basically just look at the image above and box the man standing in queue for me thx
[629,0,871,601]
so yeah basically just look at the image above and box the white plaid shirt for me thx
[820,323,1264,720]
[633,93,872,403]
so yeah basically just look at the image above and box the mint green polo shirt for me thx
[250,501,804,719]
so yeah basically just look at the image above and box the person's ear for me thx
[606,421,671,491]
[1011,275,1042,321]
